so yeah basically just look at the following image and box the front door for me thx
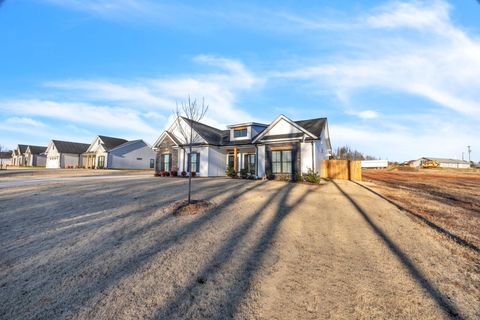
[97,156,105,169]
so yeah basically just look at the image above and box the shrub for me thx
[170,170,178,177]
[191,172,197,177]
[181,171,187,177]
[165,171,170,177]
[226,166,237,178]
[239,168,248,179]
[154,172,161,177]
[265,170,274,180]
[303,169,321,184]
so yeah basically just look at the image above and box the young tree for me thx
[174,97,209,204]
[0,144,5,170]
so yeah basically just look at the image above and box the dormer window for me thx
[234,128,247,138]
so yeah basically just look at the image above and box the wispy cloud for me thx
[274,0,480,120]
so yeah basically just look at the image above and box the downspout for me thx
[255,144,258,177]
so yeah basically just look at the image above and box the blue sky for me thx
[1,0,479,161]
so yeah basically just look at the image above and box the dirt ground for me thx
[362,169,480,249]
[0,174,479,319]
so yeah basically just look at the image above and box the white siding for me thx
[265,118,302,136]
[300,142,314,173]
[208,146,227,177]
[108,141,155,169]
[63,154,81,168]
[257,145,265,177]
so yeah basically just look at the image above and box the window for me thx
[234,128,247,138]
[244,154,256,174]
[188,152,200,173]
[150,159,155,169]
[161,154,171,171]
[271,150,292,174]
[97,156,105,169]
[136,157,143,161]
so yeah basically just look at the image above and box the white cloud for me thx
[44,56,262,128]
[274,0,480,120]
[4,117,47,127]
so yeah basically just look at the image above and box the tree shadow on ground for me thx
[352,181,479,254]
[153,183,316,319]
[0,179,269,319]
[332,181,463,319]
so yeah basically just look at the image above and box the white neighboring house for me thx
[24,145,47,167]
[83,135,155,169]
[153,114,332,179]
[0,151,12,168]
[46,140,90,168]
[11,144,28,166]
[411,157,471,169]
[361,160,389,169]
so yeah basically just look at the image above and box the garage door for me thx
[47,157,59,168]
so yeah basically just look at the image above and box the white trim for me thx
[252,114,317,143]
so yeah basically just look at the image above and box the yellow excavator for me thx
[422,160,440,168]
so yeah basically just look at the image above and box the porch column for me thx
[234,146,238,171]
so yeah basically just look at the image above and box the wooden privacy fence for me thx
[321,160,362,181]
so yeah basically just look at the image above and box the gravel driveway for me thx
[0,177,478,319]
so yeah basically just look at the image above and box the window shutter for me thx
[195,153,200,173]
[187,153,191,172]
[160,154,164,171]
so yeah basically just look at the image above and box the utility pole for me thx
[467,146,471,163]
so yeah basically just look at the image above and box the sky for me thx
[0,0,479,162]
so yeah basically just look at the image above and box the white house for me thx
[46,140,90,168]
[24,145,47,167]
[153,114,332,179]
[11,144,28,166]
[411,157,471,169]
[83,135,155,169]
[0,151,12,168]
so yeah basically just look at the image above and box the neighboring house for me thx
[83,135,155,169]
[11,144,28,166]
[45,140,90,168]
[411,157,471,169]
[0,151,12,168]
[361,160,388,169]
[24,145,47,167]
[153,114,332,179]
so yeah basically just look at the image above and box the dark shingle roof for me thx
[181,117,225,145]
[294,118,327,137]
[259,133,306,141]
[27,145,47,154]
[98,135,128,151]
[52,140,90,154]
[18,144,28,154]
[0,152,12,159]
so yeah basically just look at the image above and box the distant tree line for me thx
[333,145,378,161]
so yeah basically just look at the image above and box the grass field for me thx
[362,169,480,250]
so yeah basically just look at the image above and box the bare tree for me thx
[0,144,5,170]
[174,97,209,204]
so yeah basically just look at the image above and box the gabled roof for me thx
[17,144,28,155]
[0,152,12,159]
[109,139,150,152]
[181,117,225,145]
[252,115,318,143]
[294,118,327,137]
[26,145,47,154]
[52,140,90,154]
[98,135,128,151]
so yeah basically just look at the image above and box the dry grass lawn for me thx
[0,174,479,319]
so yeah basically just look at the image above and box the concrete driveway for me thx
[0,178,478,319]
